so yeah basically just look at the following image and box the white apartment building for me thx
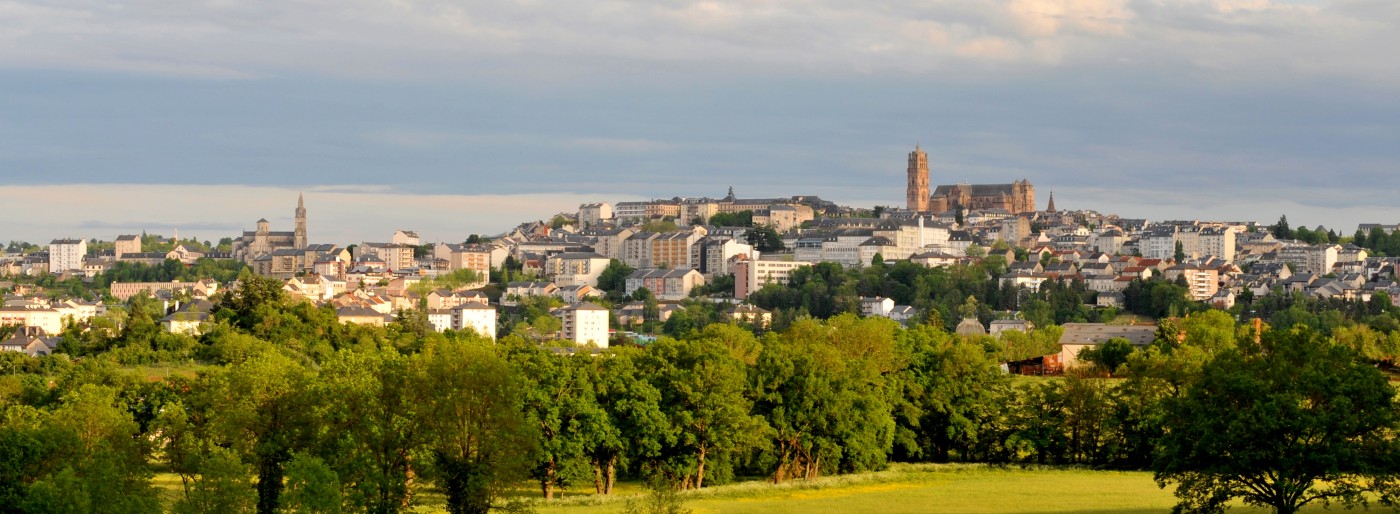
[733,254,813,299]
[559,303,609,347]
[452,303,498,340]
[543,252,611,287]
[48,238,87,274]
[578,203,614,228]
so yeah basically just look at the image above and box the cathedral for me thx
[232,194,308,264]
[905,146,1036,215]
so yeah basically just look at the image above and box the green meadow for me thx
[306,463,1392,514]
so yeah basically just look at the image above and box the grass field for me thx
[154,463,1398,513]
[437,464,1390,514]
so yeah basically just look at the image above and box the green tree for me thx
[197,352,316,514]
[1271,215,1293,240]
[1077,337,1135,374]
[173,447,257,514]
[415,340,534,514]
[1155,327,1400,514]
[639,337,764,489]
[314,348,419,514]
[278,453,341,514]
[504,343,601,499]
[596,260,635,302]
[1174,241,1186,262]
[586,349,671,494]
[745,225,785,253]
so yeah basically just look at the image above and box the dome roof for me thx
[955,317,986,336]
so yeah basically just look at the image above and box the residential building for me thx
[392,230,420,246]
[358,242,416,271]
[434,243,492,284]
[452,303,498,340]
[625,268,705,301]
[544,252,611,287]
[48,238,87,274]
[502,281,558,306]
[733,255,812,299]
[578,202,614,228]
[651,231,701,269]
[621,232,661,268]
[114,235,141,258]
[559,303,610,347]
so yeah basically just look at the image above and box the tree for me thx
[596,260,635,302]
[1154,327,1400,514]
[197,352,316,514]
[1271,215,1293,240]
[314,348,418,514]
[745,225,785,253]
[173,448,257,514]
[415,340,534,514]
[585,349,671,495]
[1174,241,1186,262]
[1076,337,1134,374]
[504,344,600,499]
[278,453,341,514]
[639,337,764,489]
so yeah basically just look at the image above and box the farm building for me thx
[1057,323,1157,368]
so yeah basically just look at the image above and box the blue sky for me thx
[2,0,1398,244]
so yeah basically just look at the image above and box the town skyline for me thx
[4,1,1399,244]
[2,173,1395,246]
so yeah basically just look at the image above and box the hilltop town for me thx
[4,148,1400,362]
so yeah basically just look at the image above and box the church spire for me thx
[294,193,308,249]
[1046,191,1056,213]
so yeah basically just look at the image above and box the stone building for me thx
[904,146,1036,215]
[232,194,308,264]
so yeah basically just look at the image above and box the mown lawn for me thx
[157,463,1398,514]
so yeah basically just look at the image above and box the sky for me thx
[2,0,1398,244]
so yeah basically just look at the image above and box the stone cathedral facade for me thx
[905,146,1036,215]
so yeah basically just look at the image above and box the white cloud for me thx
[0,1,1394,83]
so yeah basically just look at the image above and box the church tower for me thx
[294,193,307,249]
[906,145,930,212]
[1046,191,1056,213]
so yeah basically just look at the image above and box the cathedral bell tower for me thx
[906,145,930,213]
[294,193,307,249]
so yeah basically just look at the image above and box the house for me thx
[989,319,1034,335]
[625,268,706,301]
[1057,323,1157,368]
[161,300,214,336]
[888,305,919,323]
[0,326,60,357]
[1096,291,1125,308]
[729,304,772,328]
[336,306,393,327]
[559,302,610,347]
[502,281,559,306]
[860,296,895,317]
[554,284,599,304]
